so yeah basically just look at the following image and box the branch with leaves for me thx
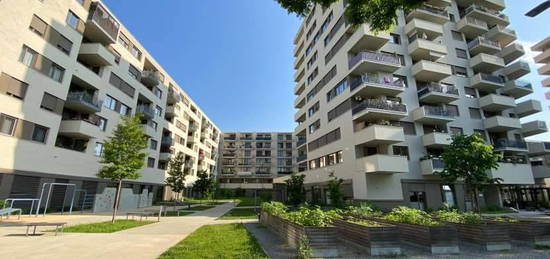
[166,152,190,201]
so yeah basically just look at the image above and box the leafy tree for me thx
[328,177,344,208]
[165,152,189,201]
[193,170,215,199]
[286,173,306,206]
[435,133,502,212]
[276,0,425,32]
[97,116,147,222]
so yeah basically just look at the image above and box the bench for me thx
[0,208,22,220]
[5,222,67,237]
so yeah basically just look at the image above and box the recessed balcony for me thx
[351,99,408,121]
[485,25,517,47]
[140,123,157,137]
[503,61,531,80]
[457,17,489,38]
[538,63,550,76]
[159,152,172,161]
[349,75,405,96]
[354,124,405,146]
[422,132,452,148]
[500,43,525,65]
[348,51,401,75]
[493,139,528,153]
[83,2,120,45]
[405,5,449,24]
[484,116,521,132]
[294,112,306,123]
[141,70,161,88]
[488,162,534,185]
[426,0,452,8]
[420,158,445,175]
[515,100,542,118]
[356,154,408,174]
[412,105,456,124]
[294,68,305,83]
[348,24,390,53]
[137,105,155,119]
[501,80,533,99]
[467,37,501,56]
[167,88,181,104]
[461,4,509,27]
[411,60,452,81]
[522,121,548,137]
[78,43,115,66]
[165,105,178,118]
[294,97,305,109]
[417,83,459,104]
[64,92,101,113]
[470,73,505,91]
[405,18,444,38]
[470,53,505,73]
[408,38,447,61]
[527,141,550,156]
[456,0,505,11]
[294,83,305,96]
[478,94,516,112]
[161,136,174,146]
[59,119,100,139]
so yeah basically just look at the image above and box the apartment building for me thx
[523,141,550,208]
[532,37,550,95]
[218,132,296,195]
[277,0,547,210]
[0,0,219,211]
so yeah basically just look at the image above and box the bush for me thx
[261,201,287,217]
[383,206,441,226]
[435,210,482,224]
[285,206,342,227]
[346,204,382,218]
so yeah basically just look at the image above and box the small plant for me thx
[261,201,287,217]
[297,235,313,259]
[435,210,482,224]
[327,177,344,208]
[347,219,383,227]
[383,206,441,226]
[285,206,342,227]
[346,204,382,218]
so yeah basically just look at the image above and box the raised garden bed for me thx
[372,218,459,254]
[449,221,511,251]
[260,211,339,258]
[495,220,550,246]
[333,219,401,256]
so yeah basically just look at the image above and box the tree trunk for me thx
[112,180,122,223]
[472,188,479,213]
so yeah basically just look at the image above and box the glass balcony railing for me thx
[479,73,505,84]
[423,105,458,117]
[416,4,448,17]
[350,75,405,91]
[66,91,101,111]
[462,4,508,20]
[467,37,500,49]
[493,139,528,150]
[88,2,120,40]
[352,99,407,115]
[297,154,307,162]
[462,17,488,29]
[417,83,459,97]
[297,138,306,146]
[349,51,401,69]
[137,105,155,118]
[514,80,532,89]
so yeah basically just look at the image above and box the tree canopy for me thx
[276,0,426,32]
[193,170,216,198]
[286,173,306,206]
[165,152,189,200]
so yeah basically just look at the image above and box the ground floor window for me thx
[409,191,426,210]
[441,185,456,207]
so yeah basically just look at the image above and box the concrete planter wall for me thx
[498,221,550,245]
[260,211,339,258]
[449,222,511,251]
[333,219,401,256]
[372,218,459,254]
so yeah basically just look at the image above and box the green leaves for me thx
[193,170,215,198]
[383,206,441,226]
[166,152,189,195]
[285,173,306,206]
[328,177,344,208]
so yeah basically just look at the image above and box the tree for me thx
[435,133,502,212]
[97,116,147,223]
[193,170,215,199]
[328,177,344,208]
[165,152,190,201]
[286,173,306,206]
[275,0,426,32]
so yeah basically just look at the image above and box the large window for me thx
[0,73,28,100]
[94,142,104,157]
[31,125,48,143]
[308,120,320,134]
[147,157,155,168]
[326,79,348,102]
[66,11,80,30]
[0,114,17,135]
[307,102,319,117]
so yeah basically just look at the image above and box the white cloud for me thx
[516,40,542,67]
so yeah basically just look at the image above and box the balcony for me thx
[515,100,542,118]
[408,38,447,61]
[405,18,444,38]
[478,94,516,112]
[294,97,305,109]
[137,105,155,119]
[78,43,115,66]
[294,83,305,96]
[521,121,548,137]
[167,88,181,104]
[457,17,488,38]
[59,119,100,139]
[420,158,445,175]
[294,68,305,83]
[141,70,161,88]
[542,78,550,87]
[485,25,517,47]
[159,152,172,161]
[356,154,408,174]
[350,75,405,96]
[534,48,550,64]
[161,136,173,146]
[140,123,157,137]
[417,83,459,104]
[84,2,120,44]
[467,37,501,56]
[422,132,452,148]
[503,61,531,80]
[405,5,449,24]
[351,99,407,121]
[539,63,550,76]
[493,139,528,153]
[470,73,505,91]
[484,116,521,132]
[527,141,550,156]
[412,106,456,124]
[294,112,306,123]
[470,53,505,73]
[461,4,509,27]
[165,105,177,117]
[354,124,405,146]
[426,0,452,7]
[348,24,390,53]
[488,162,533,185]
[456,0,505,11]
[64,92,101,113]
[348,51,401,75]
[411,60,452,81]
[501,80,533,99]
[297,137,306,147]
[500,43,525,64]
[533,166,550,181]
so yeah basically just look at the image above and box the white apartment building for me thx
[218,132,296,196]
[276,0,547,209]
[532,37,550,89]
[0,0,219,211]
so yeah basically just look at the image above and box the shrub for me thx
[383,206,441,226]
[261,201,287,217]
[285,206,342,227]
[491,216,519,223]
[346,204,382,218]
[435,210,481,224]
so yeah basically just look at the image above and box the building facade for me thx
[0,0,219,211]
[278,0,547,209]
[218,132,296,196]
[532,37,550,96]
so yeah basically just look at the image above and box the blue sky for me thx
[102,0,549,138]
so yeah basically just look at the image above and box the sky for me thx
[102,0,549,138]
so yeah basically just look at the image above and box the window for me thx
[29,15,47,36]
[49,64,65,82]
[449,13,455,22]
[118,33,130,49]
[326,79,348,102]
[154,105,162,117]
[401,121,416,135]
[451,30,463,41]
[98,117,107,131]
[103,95,116,110]
[150,139,158,150]
[393,146,409,159]
[469,108,482,119]
[147,157,155,168]
[409,191,426,210]
[128,64,141,80]
[393,75,408,87]
[31,125,48,143]
[153,87,162,99]
[131,46,142,60]
[452,65,468,77]
[307,66,337,101]
[450,127,463,136]
[308,120,320,134]
[119,103,130,116]
[20,46,65,82]
[66,11,80,30]
[464,87,477,98]
[0,114,17,135]
[308,128,341,151]
[40,92,64,114]
[0,73,28,99]
[327,98,351,122]
[389,33,401,44]
[21,47,36,67]
[307,52,317,70]
[307,68,318,84]
[94,142,104,157]
[456,48,468,59]
[447,104,459,116]
[30,15,73,55]
[397,54,406,65]
[308,102,319,117]
[109,72,135,98]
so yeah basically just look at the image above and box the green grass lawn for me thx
[159,223,267,259]
[180,205,215,211]
[218,208,258,220]
[63,220,155,233]
[235,197,263,207]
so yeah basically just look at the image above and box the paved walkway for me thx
[0,203,237,259]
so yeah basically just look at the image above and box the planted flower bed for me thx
[333,218,401,256]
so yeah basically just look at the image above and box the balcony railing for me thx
[463,17,488,29]
[161,136,173,145]
[416,4,448,17]
[88,2,120,40]
[352,99,407,115]
[66,91,101,110]
[461,4,507,20]
[423,105,458,117]
[350,75,405,91]
[297,138,306,146]
[256,137,272,141]
[297,154,307,162]
[513,80,533,89]
[489,24,515,35]
[417,83,459,97]
[137,105,155,118]
[467,37,500,49]
[498,156,528,164]
[349,51,401,69]
[479,73,505,84]
[493,139,527,149]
